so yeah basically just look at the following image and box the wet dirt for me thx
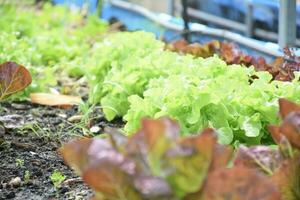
[0,101,123,200]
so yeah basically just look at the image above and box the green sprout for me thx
[15,158,24,167]
[50,170,66,188]
[24,170,30,184]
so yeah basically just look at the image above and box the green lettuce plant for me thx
[124,59,300,144]
[86,32,300,144]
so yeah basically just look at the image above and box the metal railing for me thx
[108,0,282,57]
[167,0,298,47]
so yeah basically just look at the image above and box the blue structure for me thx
[53,0,282,60]
[52,0,98,12]
[212,0,300,29]
[53,0,300,31]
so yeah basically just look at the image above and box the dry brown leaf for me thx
[30,93,82,108]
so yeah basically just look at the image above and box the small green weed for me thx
[24,170,30,184]
[15,158,24,167]
[50,170,66,188]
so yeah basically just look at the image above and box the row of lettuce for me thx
[0,3,107,98]
[2,3,300,145]
[89,32,300,145]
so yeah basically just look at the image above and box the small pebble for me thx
[90,126,100,133]
[68,115,82,123]
[8,177,22,187]
[57,113,67,119]
[11,103,30,110]
[49,88,60,95]
[75,195,85,200]
[30,151,37,155]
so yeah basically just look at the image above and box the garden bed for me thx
[0,102,122,200]
[1,1,300,200]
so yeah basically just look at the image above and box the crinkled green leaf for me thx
[240,113,262,138]
[216,127,233,145]
[118,53,300,144]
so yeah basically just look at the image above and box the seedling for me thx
[50,170,66,188]
[24,170,30,184]
[15,158,24,168]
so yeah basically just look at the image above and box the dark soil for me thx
[0,101,123,200]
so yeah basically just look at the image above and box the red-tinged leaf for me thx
[104,127,128,151]
[133,176,175,199]
[183,132,232,199]
[169,40,300,82]
[219,42,259,67]
[179,128,217,154]
[272,57,284,68]
[268,125,294,158]
[60,138,112,175]
[234,145,282,175]
[0,61,32,100]
[185,41,220,58]
[199,167,281,200]
[268,125,283,145]
[272,156,300,200]
[168,39,220,58]
[268,99,300,150]
[143,118,180,148]
[279,98,300,119]
[61,138,141,199]
[161,129,217,197]
[283,47,300,65]
[126,118,180,175]
[220,42,242,64]
[280,112,300,149]
[210,144,233,171]
[61,115,300,200]
[127,118,179,152]
[168,39,189,53]
[274,48,300,81]
[81,155,141,200]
